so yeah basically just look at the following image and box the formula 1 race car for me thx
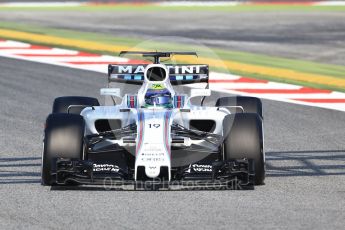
[41,51,265,190]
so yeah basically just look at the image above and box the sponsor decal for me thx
[118,65,145,74]
[168,65,201,74]
[93,164,120,173]
[150,83,165,89]
[115,65,205,74]
[140,152,165,162]
[191,164,213,172]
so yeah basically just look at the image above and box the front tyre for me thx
[53,96,100,114]
[216,96,263,119]
[223,113,265,185]
[41,113,85,185]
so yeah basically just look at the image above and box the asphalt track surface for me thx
[0,56,345,229]
[0,10,345,65]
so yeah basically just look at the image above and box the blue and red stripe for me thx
[136,111,144,157]
[163,111,172,158]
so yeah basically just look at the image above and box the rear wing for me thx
[108,64,209,85]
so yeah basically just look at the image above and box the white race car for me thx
[41,51,265,190]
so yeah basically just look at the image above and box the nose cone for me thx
[145,166,161,178]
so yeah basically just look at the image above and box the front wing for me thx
[54,158,255,190]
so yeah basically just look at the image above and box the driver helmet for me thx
[144,84,172,108]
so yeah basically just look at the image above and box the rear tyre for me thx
[223,113,265,185]
[41,113,85,185]
[53,96,100,114]
[216,96,263,119]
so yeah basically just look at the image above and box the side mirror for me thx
[190,88,211,98]
[185,88,211,106]
[100,88,121,98]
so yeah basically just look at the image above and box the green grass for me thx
[0,5,345,12]
[1,21,345,92]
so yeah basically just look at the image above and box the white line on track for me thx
[1,1,345,8]
[0,40,31,48]
[157,1,240,7]
[0,2,84,7]
[0,48,78,55]
[313,1,345,6]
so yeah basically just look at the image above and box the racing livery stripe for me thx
[174,96,185,108]
[163,111,172,158]
[127,95,137,108]
[136,111,144,157]
[0,39,345,112]
[130,96,134,108]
